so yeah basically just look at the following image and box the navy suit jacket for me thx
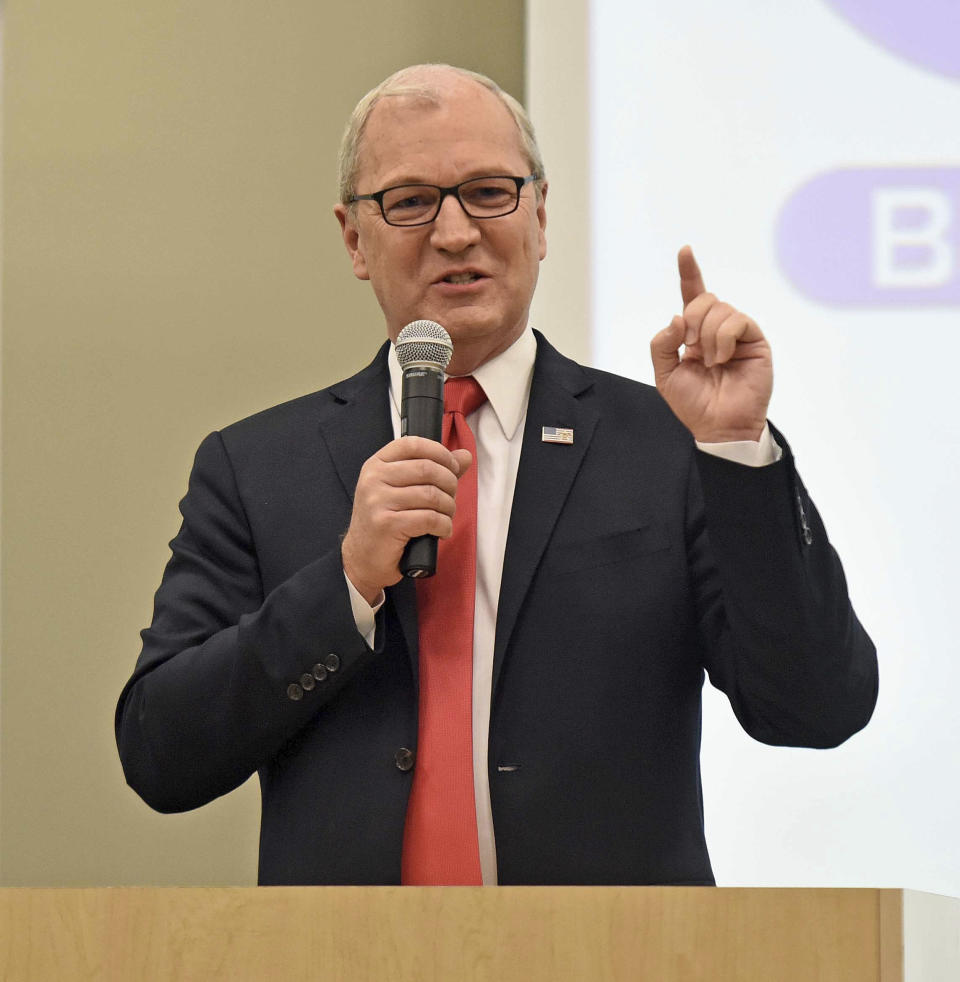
[116,332,877,885]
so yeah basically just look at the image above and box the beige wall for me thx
[526,0,590,368]
[1,0,524,886]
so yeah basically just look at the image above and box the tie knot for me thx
[444,376,487,417]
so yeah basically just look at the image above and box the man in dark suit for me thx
[116,64,877,886]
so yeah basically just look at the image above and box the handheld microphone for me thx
[396,320,453,578]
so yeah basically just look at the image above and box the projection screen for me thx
[528,0,960,895]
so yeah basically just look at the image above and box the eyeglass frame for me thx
[348,174,542,227]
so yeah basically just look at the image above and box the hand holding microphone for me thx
[395,320,454,578]
[341,321,471,603]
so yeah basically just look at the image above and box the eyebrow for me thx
[367,167,526,190]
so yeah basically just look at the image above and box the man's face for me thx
[335,76,547,376]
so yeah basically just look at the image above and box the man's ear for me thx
[334,203,370,281]
[536,182,548,261]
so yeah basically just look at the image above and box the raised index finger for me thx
[678,245,706,307]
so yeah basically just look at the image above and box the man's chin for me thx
[386,304,525,364]
[447,321,528,374]
[389,308,484,336]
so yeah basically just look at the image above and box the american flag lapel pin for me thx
[541,426,574,445]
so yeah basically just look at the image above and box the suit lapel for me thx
[316,334,601,695]
[315,341,420,678]
[317,342,392,502]
[492,333,599,698]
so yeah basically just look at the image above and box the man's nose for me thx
[429,192,481,252]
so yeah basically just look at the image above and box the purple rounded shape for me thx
[775,167,960,306]
[825,0,960,79]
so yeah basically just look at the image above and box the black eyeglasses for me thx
[350,174,540,227]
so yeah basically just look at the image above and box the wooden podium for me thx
[1,887,957,980]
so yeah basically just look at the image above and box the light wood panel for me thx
[0,887,908,982]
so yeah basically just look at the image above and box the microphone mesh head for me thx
[396,320,453,370]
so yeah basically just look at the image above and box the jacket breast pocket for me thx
[542,521,671,576]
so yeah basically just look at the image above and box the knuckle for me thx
[428,485,447,512]
[414,459,433,485]
[443,469,459,493]
[689,292,715,312]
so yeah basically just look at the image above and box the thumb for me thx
[650,315,684,386]
[451,448,473,477]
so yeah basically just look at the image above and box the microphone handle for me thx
[400,367,444,578]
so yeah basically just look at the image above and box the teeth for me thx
[445,273,478,284]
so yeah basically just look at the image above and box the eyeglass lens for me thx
[382,177,520,225]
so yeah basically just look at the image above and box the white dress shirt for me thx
[345,326,779,883]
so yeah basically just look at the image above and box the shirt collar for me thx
[388,326,536,440]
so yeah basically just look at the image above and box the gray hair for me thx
[337,64,546,205]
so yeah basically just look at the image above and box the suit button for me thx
[324,653,341,673]
[300,673,315,691]
[286,683,304,701]
[312,663,328,682]
[395,748,415,771]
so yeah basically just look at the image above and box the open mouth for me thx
[441,272,484,285]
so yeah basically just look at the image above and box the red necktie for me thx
[402,376,487,885]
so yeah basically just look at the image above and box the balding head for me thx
[337,64,545,205]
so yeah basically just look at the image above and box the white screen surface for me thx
[532,0,960,893]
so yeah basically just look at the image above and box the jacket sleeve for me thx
[688,426,878,748]
[115,430,377,813]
